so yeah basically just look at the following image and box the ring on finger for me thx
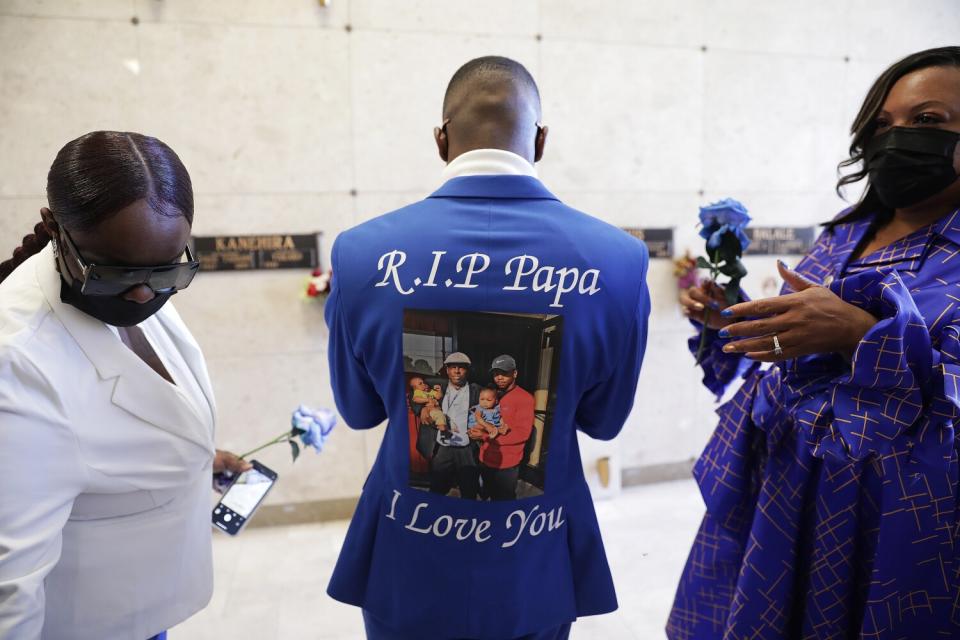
[772,333,784,357]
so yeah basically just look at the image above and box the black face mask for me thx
[60,275,174,327]
[865,126,960,209]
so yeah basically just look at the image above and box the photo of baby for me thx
[468,387,505,440]
[402,308,562,501]
[409,377,451,444]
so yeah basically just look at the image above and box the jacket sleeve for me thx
[0,351,86,639]
[816,269,960,461]
[575,253,651,441]
[324,238,386,429]
[688,325,751,400]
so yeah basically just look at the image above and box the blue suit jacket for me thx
[325,175,650,638]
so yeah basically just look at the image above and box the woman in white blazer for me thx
[0,131,248,640]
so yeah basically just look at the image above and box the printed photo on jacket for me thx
[402,308,562,501]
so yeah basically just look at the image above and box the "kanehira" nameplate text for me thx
[192,233,321,271]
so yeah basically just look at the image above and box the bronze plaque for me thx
[744,227,815,255]
[621,227,673,259]
[192,233,320,271]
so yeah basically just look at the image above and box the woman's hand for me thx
[719,262,877,361]
[680,280,737,330]
[213,449,252,475]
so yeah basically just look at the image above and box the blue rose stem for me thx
[238,432,293,460]
[695,250,721,365]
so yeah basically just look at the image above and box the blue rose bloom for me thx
[291,405,337,453]
[698,199,751,252]
[705,224,751,252]
[299,422,324,451]
[699,198,751,229]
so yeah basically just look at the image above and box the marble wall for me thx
[1,0,957,507]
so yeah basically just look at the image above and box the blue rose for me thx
[698,199,751,252]
[299,421,324,450]
[699,198,751,230]
[291,405,337,453]
[705,225,751,252]
[694,198,751,361]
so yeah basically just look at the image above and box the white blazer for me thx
[0,245,217,640]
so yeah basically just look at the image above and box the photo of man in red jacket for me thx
[471,354,537,500]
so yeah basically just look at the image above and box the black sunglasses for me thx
[59,227,199,297]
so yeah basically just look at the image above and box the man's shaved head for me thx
[443,56,541,117]
[435,56,547,164]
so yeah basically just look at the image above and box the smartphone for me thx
[212,460,277,535]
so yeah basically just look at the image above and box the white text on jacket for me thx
[375,250,601,308]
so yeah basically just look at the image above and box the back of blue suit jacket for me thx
[325,175,650,638]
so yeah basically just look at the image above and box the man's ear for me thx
[434,121,449,163]
[534,125,548,163]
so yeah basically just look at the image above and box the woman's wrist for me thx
[842,306,879,358]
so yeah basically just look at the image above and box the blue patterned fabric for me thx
[668,208,960,639]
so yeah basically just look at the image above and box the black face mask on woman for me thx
[60,275,174,327]
[865,126,960,209]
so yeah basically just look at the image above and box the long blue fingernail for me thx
[708,301,720,310]
[778,259,788,269]
[720,309,733,317]
[718,328,730,338]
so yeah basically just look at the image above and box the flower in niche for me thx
[305,268,332,300]
[673,251,699,291]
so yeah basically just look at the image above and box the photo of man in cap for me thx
[425,351,482,499]
[471,354,536,501]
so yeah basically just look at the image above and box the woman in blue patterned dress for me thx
[668,47,960,639]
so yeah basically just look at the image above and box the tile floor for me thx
[171,478,704,639]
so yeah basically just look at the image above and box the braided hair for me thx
[0,223,53,282]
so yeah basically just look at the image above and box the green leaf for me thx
[696,256,713,270]
[717,259,747,279]
[289,440,301,463]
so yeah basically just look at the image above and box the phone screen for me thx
[213,460,277,535]
[221,468,273,517]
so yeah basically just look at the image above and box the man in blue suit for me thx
[325,56,650,640]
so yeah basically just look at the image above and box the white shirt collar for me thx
[440,148,538,182]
